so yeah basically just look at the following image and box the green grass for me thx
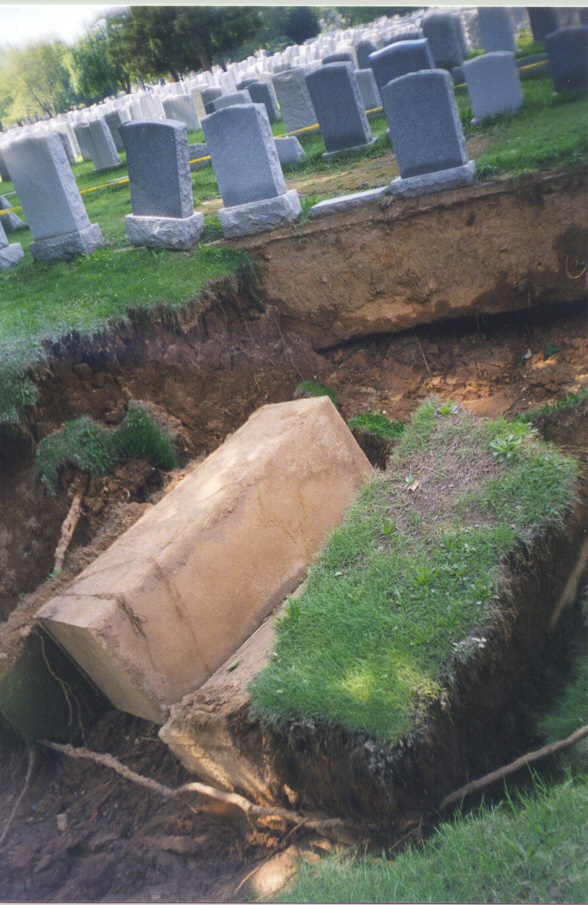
[347,411,406,440]
[35,401,179,494]
[250,401,577,740]
[514,387,588,424]
[279,771,588,903]
[293,380,338,407]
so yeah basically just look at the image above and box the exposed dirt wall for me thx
[235,168,588,348]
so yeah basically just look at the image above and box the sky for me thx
[0,4,126,48]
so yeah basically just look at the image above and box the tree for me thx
[336,7,415,27]
[0,41,76,124]
[104,6,263,81]
[282,7,321,45]
[70,25,121,104]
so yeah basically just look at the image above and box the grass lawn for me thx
[0,73,586,423]
[250,400,578,739]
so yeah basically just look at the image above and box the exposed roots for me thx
[53,475,89,575]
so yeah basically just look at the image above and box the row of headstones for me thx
[1,15,586,267]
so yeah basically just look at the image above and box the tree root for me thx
[39,740,351,833]
[53,475,89,574]
[440,723,588,811]
[0,747,36,847]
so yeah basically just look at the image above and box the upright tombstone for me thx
[212,90,252,112]
[0,219,24,269]
[422,10,466,68]
[121,120,203,250]
[246,80,280,123]
[463,52,524,121]
[527,7,560,42]
[382,69,475,197]
[201,103,301,238]
[356,38,377,70]
[478,7,517,54]
[322,48,357,67]
[0,192,25,233]
[356,68,382,111]
[104,109,131,152]
[383,28,424,45]
[305,63,375,156]
[72,122,94,161]
[546,27,588,92]
[201,86,224,115]
[1,132,104,261]
[368,39,435,93]
[272,68,317,133]
[87,118,121,172]
[162,94,201,131]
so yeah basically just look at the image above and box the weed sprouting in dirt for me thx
[293,380,338,406]
[35,402,178,494]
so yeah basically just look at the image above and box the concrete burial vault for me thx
[37,398,373,724]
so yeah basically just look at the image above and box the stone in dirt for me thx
[121,119,203,249]
[305,63,375,156]
[462,52,524,122]
[0,131,104,261]
[37,397,373,725]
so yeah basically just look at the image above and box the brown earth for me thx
[0,243,587,900]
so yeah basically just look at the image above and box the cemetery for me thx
[0,5,587,902]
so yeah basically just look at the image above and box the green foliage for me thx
[347,411,406,440]
[336,7,414,26]
[279,772,588,903]
[293,380,338,407]
[35,402,178,494]
[69,25,121,104]
[0,40,77,125]
[514,387,588,424]
[539,652,588,744]
[282,7,321,45]
[250,404,577,740]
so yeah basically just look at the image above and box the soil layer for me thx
[0,248,587,900]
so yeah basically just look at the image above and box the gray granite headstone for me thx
[120,119,193,219]
[368,39,435,93]
[356,38,377,70]
[104,109,130,152]
[463,52,524,120]
[0,192,25,232]
[322,50,356,67]
[201,103,286,208]
[246,81,280,123]
[201,87,224,115]
[187,143,211,171]
[0,148,10,182]
[1,132,103,260]
[527,7,560,42]
[212,90,252,112]
[236,78,257,90]
[88,118,121,172]
[305,63,374,155]
[162,95,200,132]
[274,135,305,166]
[0,218,24,269]
[383,28,424,45]
[382,69,470,177]
[121,119,203,248]
[546,26,588,91]
[356,68,382,111]
[478,7,516,54]
[422,10,466,68]
[72,122,94,161]
[272,68,317,133]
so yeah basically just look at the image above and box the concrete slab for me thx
[37,398,372,724]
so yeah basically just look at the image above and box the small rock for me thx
[56,813,68,832]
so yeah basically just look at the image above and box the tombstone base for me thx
[389,160,476,199]
[0,242,24,269]
[125,212,205,250]
[218,190,302,239]
[310,186,388,220]
[30,224,105,262]
[323,137,378,159]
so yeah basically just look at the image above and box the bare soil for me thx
[0,264,586,900]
